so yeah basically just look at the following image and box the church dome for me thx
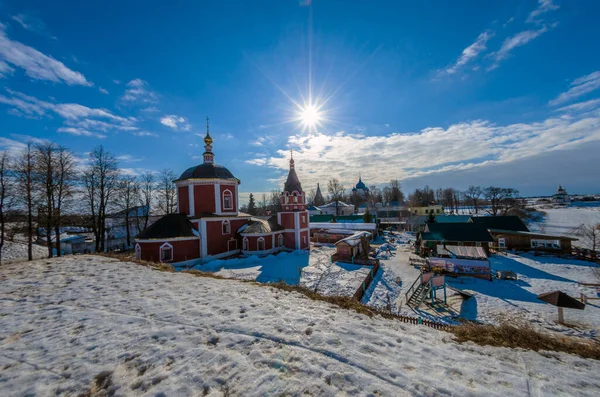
[354,176,368,191]
[176,163,239,182]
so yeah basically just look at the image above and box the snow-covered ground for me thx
[1,240,48,263]
[192,246,370,298]
[452,253,600,339]
[530,206,600,249]
[2,255,600,396]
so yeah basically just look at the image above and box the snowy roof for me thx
[307,205,321,211]
[240,216,283,235]
[310,222,377,231]
[487,229,578,240]
[436,245,488,259]
[335,231,372,247]
[319,201,353,208]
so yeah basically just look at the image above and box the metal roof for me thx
[436,245,488,259]
[136,213,196,239]
[176,163,239,182]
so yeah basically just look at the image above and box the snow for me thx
[530,205,600,249]
[1,240,48,263]
[191,246,370,298]
[2,255,600,396]
[450,253,600,339]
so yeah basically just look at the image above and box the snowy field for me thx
[1,240,48,263]
[530,206,600,249]
[2,255,600,396]
[192,246,371,298]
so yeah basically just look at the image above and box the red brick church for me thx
[135,125,310,266]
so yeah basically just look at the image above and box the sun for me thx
[298,103,322,128]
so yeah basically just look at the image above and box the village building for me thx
[135,124,309,265]
[409,205,444,216]
[317,201,355,216]
[553,185,569,205]
[471,215,576,252]
[417,223,495,256]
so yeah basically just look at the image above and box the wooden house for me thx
[417,223,494,256]
[333,231,373,264]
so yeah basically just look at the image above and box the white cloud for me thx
[0,23,92,86]
[160,115,191,131]
[245,158,268,166]
[120,79,158,103]
[99,87,109,95]
[556,98,600,114]
[116,154,144,162]
[247,102,600,192]
[527,0,559,24]
[488,26,549,70]
[443,31,494,75]
[549,71,600,106]
[133,131,159,137]
[57,127,106,139]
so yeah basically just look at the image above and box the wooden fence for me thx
[352,260,380,301]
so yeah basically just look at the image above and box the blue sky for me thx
[1,0,599,202]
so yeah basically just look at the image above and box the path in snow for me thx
[1,255,600,396]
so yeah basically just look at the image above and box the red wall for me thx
[205,218,247,255]
[283,231,295,248]
[220,184,237,213]
[194,185,215,215]
[244,235,273,251]
[299,211,309,228]
[178,186,189,215]
[279,213,295,229]
[138,239,199,263]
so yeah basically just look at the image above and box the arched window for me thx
[222,220,230,235]
[243,237,249,251]
[135,243,141,260]
[257,237,265,251]
[278,234,283,247]
[293,192,298,203]
[223,190,233,210]
[160,242,173,263]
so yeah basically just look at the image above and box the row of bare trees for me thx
[0,143,179,264]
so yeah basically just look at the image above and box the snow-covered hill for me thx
[1,255,599,396]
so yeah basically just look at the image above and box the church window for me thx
[223,190,233,210]
[301,215,306,224]
[258,237,265,251]
[135,244,141,260]
[160,243,173,263]
[222,220,230,234]
[302,236,307,245]
[278,234,284,247]
[243,237,249,251]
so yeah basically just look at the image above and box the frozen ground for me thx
[193,246,370,298]
[530,206,600,249]
[1,240,48,263]
[2,255,600,396]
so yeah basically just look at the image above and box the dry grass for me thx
[96,252,175,272]
[449,321,600,360]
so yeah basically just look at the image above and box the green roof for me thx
[471,216,529,232]
[422,223,494,242]
[435,215,472,223]
[309,214,374,223]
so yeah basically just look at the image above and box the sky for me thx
[0,0,599,204]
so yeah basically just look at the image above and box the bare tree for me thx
[269,190,282,213]
[35,143,56,258]
[0,151,14,264]
[573,223,600,251]
[306,188,316,206]
[83,146,119,252]
[116,175,140,247]
[464,185,483,214]
[157,168,177,215]
[327,178,346,216]
[14,143,37,261]
[138,171,154,231]
[260,193,268,215]
[484,186,519,216]
[53,147,76,257]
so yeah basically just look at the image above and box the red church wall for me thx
[243,235,273,251]
[178,186,189,215]
[279,213,295,229]
[300,230,310,250]
[138,239,199,263]
[205,218,247,255]
[194,185,215,214]
[220,184,237,213]
[299,211,309,228]
[283,231,296,248]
